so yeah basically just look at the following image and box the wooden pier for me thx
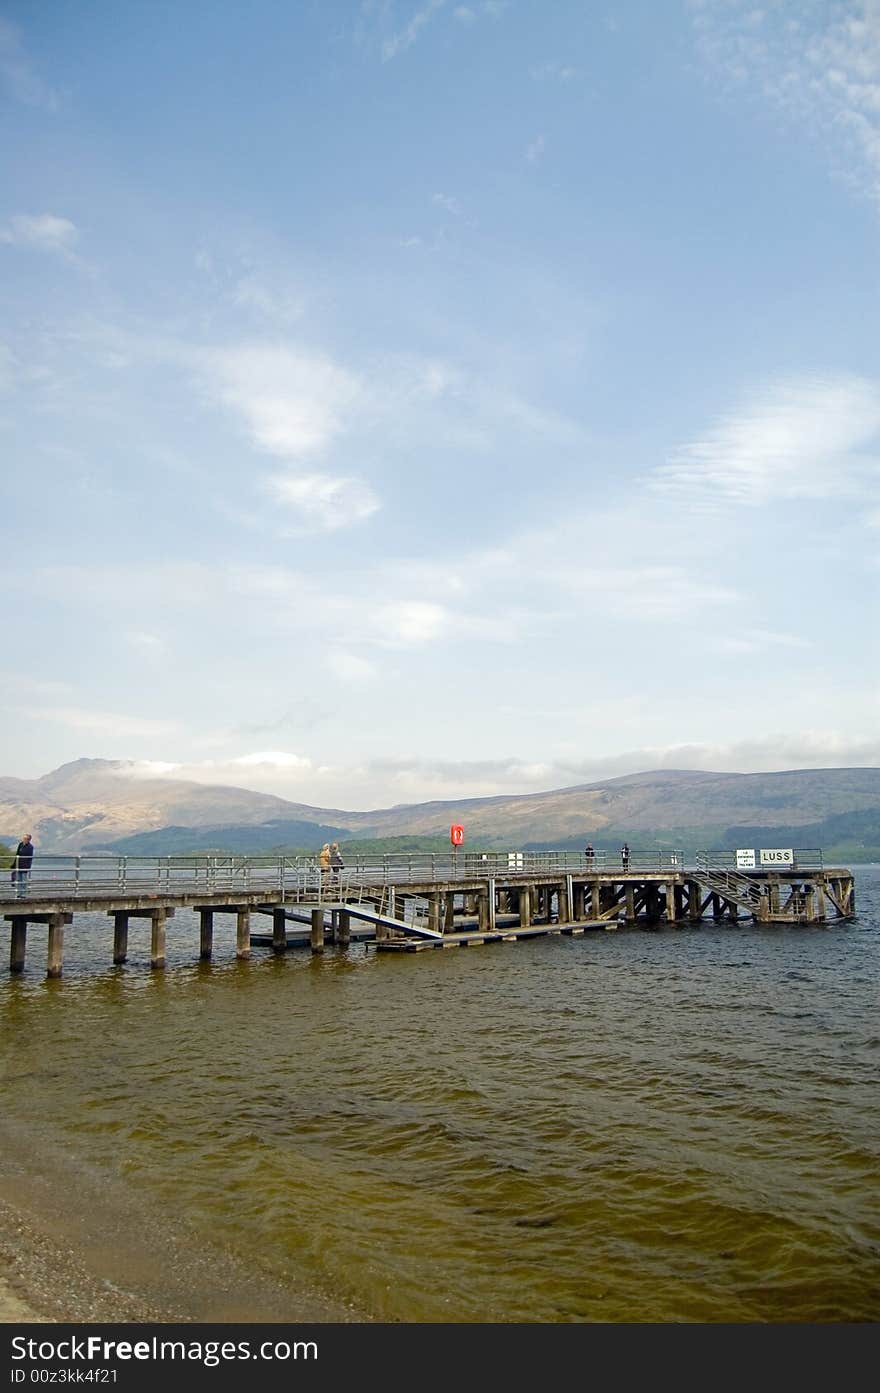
[1,850,856,978]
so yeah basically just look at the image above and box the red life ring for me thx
[450,824,464,847]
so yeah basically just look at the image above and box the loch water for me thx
[2,867,878,1323]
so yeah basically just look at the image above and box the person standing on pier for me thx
[620,842,630,871]
[330,842,344,885]
[319,842,331,888]
[585,843,595,866]
[11,833,34,898]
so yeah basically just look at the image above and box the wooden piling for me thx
[338,909,351,947]
[46,913,66,978]
[9,917,26,974]
[272,906,287,954]
[112,912,129,965]
[310,907,325,954]
[199,908,214,960]
[236,908,250,960]
[150,909,167,969]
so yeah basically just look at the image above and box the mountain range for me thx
[1,758,879,859]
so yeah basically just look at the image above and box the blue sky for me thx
[1,0,878,810]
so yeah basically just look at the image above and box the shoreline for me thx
[0,1122,364,1326]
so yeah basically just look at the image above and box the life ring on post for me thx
[450,824,464,848]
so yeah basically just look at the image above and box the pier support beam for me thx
[47,914,66,978]
[311,907,325,954]
[236,909,251,959]
[444,893,455,935]
[519,885,533,928]
[112,912,129,964]
[150,909,167,969]
[9,917,27,974]
[338,910,351,948]
[624,885,636,924]
[272,906,287,954]
[199,909,214,960]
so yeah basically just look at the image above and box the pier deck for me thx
[2,850,855,977]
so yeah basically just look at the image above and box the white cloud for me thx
[232,751,313,770]
[373,600,451,645]
[526,135,546,162]
[0,214,78,257]
[28,707,180,739]
[123,630,168,657]
[266,470,380,531]
[530,61,578,82]
[382,0,447,60]
[0,19,59,109]
[691,0,880,205]
[327,652,378,683]
[651,374,880,507]
[205,344,363,459]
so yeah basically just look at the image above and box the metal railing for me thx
[0,847,828,904]
[695,848,824,872]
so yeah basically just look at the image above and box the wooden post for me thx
[328,910,339,944]
[46,913,67,979]
[112,912,129,965]
[428,894,441,935]
[590,883,600,919]
[814,882,826,922]
[150,909,167,969]
[199,908,214,960]
[573,882,585,920]
[487,878,496,933]
[9,917,26,974]
[338,910,351,947]
[666,882,677,925]
[311,907,325,954]
[687,879,702,923]
[444,893,455,934]
[272,906,287,954]
[236,909,251,959]
[559,876,572,924]
[519,885,532,928]
[477,893,489,933]
[769,879,781,915]
[625,885,635,924]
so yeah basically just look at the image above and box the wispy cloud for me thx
[525,134,546,163]
[108,732,880,810]
[691,0,880,206]
[382,0,447,60]
[204,344,363,458]
[0,19,59,109]
[266,470,380,531]
[650,374,880,508]
[28,706,180,739]
[0,214,78,259]
[530,61,578,82]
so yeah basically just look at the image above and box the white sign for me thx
[507,852,524,869]
[759,848,793,866]
[736,849,756,869]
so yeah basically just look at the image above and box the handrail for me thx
[0,847,830,902]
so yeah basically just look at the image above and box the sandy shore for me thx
[0,1122,362,1325]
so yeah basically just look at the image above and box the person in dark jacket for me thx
[620,842,630,871]
[11,833,34,898]
[330,842,344,885]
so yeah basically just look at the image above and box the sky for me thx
[1,0,879,812]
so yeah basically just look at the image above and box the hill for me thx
[1,759,878,857]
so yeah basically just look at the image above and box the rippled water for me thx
[2,867,878,1322]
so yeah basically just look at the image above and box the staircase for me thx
[693,853,766,918]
